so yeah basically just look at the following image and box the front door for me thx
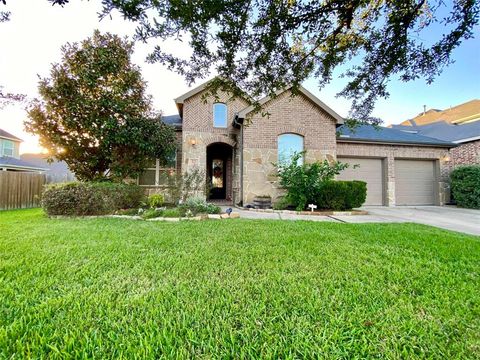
[209,158,226,199]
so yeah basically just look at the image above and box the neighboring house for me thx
[399,99,480,126]
[0,129,46,173]
[140,79,456,207]
[392,100,480,168]
[20,153,76,183]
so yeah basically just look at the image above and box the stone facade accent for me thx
[242,90,337,204]
[175,83,455,207]
[337,142,451,205]
[450,140,480,167]
[181,89,249,202]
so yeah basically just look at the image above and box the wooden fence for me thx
[0,171,46,210]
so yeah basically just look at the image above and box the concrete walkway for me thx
[222,206,480,236]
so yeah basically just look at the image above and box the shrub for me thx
[315,180,367,211]
[161,208,181,218]
[178,196,222,216]
[147,194,165,208]
[166,167,206,204]
[276,151,349,210]
[142,209,164,219]
[273,197,291,210]
[451,165,480,209]
[42,182,145,216]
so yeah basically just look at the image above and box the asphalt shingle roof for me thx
[0,129,22,141]
[391,121,480,143]
[0,156,47,170]
[337,124,455,147]
[162,114,182,127]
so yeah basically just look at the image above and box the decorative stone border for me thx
[48,213,241,221]
[242,208,368,216]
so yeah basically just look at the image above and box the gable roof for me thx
[392,120,480,144]
[236,85,344,124]
[337,124,455,148]
[0,128,22,142]
[400,99,480,126]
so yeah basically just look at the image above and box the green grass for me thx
[1,209,479,359]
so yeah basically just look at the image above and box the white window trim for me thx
[2,140,14,157]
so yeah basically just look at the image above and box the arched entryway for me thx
[206,142,233,201]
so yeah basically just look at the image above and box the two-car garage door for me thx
[337,157,437,206]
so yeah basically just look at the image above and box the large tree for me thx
[25,30,176,181]
[95,0,478,121]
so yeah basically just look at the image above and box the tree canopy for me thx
[96,0,479,121]
[25,30,176,181]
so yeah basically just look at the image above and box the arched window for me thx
[278,133,304,165]
[213,103,227,128]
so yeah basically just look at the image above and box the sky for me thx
[0,0,479,154]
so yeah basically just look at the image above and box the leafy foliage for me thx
[178,196,222,216]
[25,30,176,181]
[166,167,206,204]
[96,0,479,119]
[147,194,165,208]
[276,152,349,210]
[450,165,480,209]
[315,180,367,211]
[42,182,145,216]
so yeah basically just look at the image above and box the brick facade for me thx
[181,90,249,203]
[175,85,453,207]
[241,90,337,203]
[450,140,480,167]
[337,142,450,205]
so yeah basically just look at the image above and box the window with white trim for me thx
[278,133,304,165]
[1,139,14,157]
[213,103,227,128]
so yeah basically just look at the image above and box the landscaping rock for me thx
[220,213,230,219]
[229,212,240,219]
[208,214,222,219]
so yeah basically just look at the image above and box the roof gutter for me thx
[336,138,456,148]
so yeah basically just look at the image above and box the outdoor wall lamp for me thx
[442,155,451,162]
[190,138,196,146]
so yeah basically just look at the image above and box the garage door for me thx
[337,157,384,206]
[395,160,435,205]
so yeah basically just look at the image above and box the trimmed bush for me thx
[451,165,480,209]
[147,194,165,208]
[42,182,145,216]
[315,180,367,211]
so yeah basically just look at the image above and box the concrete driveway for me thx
[331,206,480,236]
[228,206,480,236]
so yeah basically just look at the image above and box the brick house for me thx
[140,80,455,207]
[392,111,480,171]
[0,129,46,173]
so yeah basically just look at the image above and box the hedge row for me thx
[451,165,480,209]
[315,180,367,211]
[42,182,145,216]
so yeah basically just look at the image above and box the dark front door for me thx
[209,158,226,199]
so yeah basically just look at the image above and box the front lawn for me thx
[1,209,479,358]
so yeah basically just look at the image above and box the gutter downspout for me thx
[240,122,244,206]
